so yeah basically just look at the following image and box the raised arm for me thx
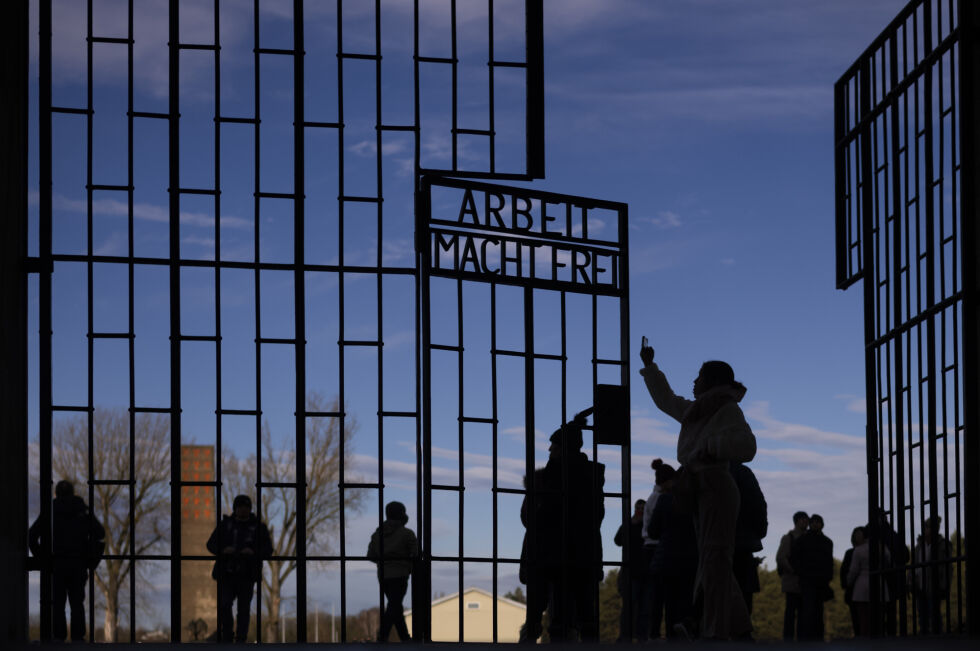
[639,345,692,422]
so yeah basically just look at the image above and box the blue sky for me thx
[25,0,929,630]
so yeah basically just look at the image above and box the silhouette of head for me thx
[809,514,824,532]
[386,501,409,524]
[650,458,676,485]
[55,480,75,499]
[851,526,866,546]
[793,511,809,526]
[233,494,252,519]
[549,421,583,454]
[693,361,735,398]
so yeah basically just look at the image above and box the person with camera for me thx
[207,494,272,643]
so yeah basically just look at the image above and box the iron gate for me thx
[834,0,979,635]
[22,0,554,643]
[416,176,631,641]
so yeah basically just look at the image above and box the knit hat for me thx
[651,458,676,485]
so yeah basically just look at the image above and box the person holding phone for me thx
[637,341,756,641]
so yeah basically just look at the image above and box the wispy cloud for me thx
[745,400,865,450]
[835,393,867,414]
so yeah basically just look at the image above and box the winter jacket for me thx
[776,529,804,593]
[614,515,646,593]
[912,535,953,597]
[207,514,273,582]
[640,363,756,471]
[646,492,698,577]
[847,541,890,602]
[791,530,834,589]
[731,462,767,553]
[367,519,418,580]
[640,484,663,547]
[29,495,106,571]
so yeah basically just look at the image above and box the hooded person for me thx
[367,501,419,642]
[206,494,272,643]
[28,480,106,642]
[639,347,755,641]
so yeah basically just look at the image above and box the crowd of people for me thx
[28,342,956,643]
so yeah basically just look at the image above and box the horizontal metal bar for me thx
[339,339,379,347]
[340,195,382,203]
[419,167,536,181]
[130,110,169,119]
[216,409,260,416]
[89,184,130,191]
[430,343,461,352]
[339,52,379,60]
[179,335,218,342]
[417,56,455,64]
[430,555,520,563]
[427,220,622,252]
[431,484,463,492]
[379,124,415,132]
[90,36,131,44]
[90,479,133,486]
[50,106,90,115]
[342,482,382,489]
[49,253,417,275]
[216,116,258,124]
[178,43,218,51]
[423,175,629,212]
[454,128,492,136]
[89,332,133,339]
[256,482,296,488]
[427,266,625,297]
[180,481,217,487]
[460,416,495,424]
[256,47,296,55]
[256,191,296,199]
[305,411,342,418]
[178,187,218,196]
[380,411,417,418]
[595,358,624,365]
[131,407,171,414]
[303,121,340,128]
[51,405,92,412]
[257,337,297,344]
[867,292,964,349]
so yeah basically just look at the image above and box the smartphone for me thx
[641,335,649,349]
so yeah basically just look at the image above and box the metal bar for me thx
[168,0,183,640]
[251,0,264,638]
[417,172,432,642]
[956,0,980,635]
[337,1,348,639]
[525,0,544,178]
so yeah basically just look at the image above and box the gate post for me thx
[0,0,30,643]
[958,0,980,636]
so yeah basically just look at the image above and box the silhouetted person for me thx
[519,467,556,643]
[646,462,699,640]
[521,411,605,642]
[28,480,106,642]
[865,507,907,635]
[730,461,767,615]
[776,511,808,640]
[912,516,952,634]
[639,346,755,641]
[791,513,833,641]
[638,458,668,640]
[207,494,272,643]
[614,499,646,642]
[845,525,883,637]
[367,501,419,642]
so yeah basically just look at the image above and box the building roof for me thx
[405,586,527,616]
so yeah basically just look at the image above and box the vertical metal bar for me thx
[836,77,850,287]
[957,0,980,635]
[490,281,499,643]
[522,285,535,635]
[293,0,308,641]
[85,0,98,639]
[251,0,265,638]
[212,0,224,640]
[127,0,138,641]
[450,0,458,171]
[858,57,885,636]
[0,0,30,640]
[457,276,464,641]
[417,177,433,643]
[525,0,544,178]
[336,0,348,641]
[487,0,496,174]
[168,0,183,640]
[38,0,54,640]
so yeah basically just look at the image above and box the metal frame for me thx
[835,0,978,636]
[417,176,631,642]
[30,0,545,643]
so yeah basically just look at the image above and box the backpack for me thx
[732,462,768,542]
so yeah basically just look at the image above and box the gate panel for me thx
[835,0,977,635]
[418,177,630,641]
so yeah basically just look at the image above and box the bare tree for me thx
[221,393,363,642]
[51,408,171,642]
